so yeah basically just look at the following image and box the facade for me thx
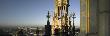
[80,0,110,36]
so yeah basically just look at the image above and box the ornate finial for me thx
[72,12,76,18]
[73,12,75,16]
[47,11,50,20]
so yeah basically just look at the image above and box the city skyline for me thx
[0,0,80,27]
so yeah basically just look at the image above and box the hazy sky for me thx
[0,0,80,27]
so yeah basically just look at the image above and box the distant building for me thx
[16,29,26,36]
[0,29,12,36]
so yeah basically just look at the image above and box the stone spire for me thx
[47,11,50,25]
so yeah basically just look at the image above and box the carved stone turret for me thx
[52,0,70,35]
